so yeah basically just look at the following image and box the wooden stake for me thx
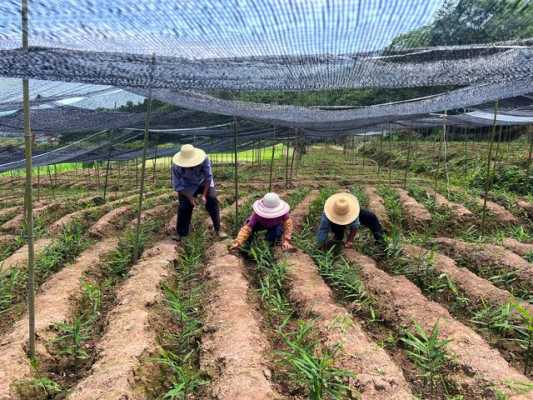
[133,55,155,263]
[481,101,499,236]
[21,0,36,358]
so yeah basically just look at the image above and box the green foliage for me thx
[401,322,453,389]
[278,321,353,400]
[11,376,62,400]
[470,165,532,196]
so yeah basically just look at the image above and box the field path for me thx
[201,240,281,400]
[67,240,177,400]
[0,238,118,400]
[344,249,532,399]
[395,188,431,227]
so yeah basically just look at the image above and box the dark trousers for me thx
[251,224,283,244]
[176,185,220,237]
[331,208,385,244]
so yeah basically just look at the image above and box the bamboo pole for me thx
[481,101,499,236]
[21,0,36,358]
[527,125,532,179]
[285,134,290,189]
[103,132,112,201]
[233,118,239,228]
[268,128,276,192]
[133,55,155,263]
[403,132,412,189]
[442,111,450,198]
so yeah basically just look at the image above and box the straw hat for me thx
[172,144,206,168]
[324,192,360,225]
[253,193,290,219]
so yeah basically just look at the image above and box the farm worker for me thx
[316,192,385,249]
[171,144,227,240]
[230,192,294,252]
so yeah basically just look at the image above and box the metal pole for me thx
[268,128,276,192]
[233,118,239,228]
[133,54,155,262]
[21,0,36,358]
[481,101,499,236]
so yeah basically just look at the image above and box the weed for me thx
[278,321,353,400]
[11,376,62,400]
[401,321,453,391]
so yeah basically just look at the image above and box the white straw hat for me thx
[324,192,360,225]
[172,144,206,168]
[252,193,290,219]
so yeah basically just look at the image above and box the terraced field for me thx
[0,177,532,400]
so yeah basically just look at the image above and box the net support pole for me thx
[403,132,412,189]
[233,118,239,228]
[21,0,36,359]
[268,128,276,192]
[103,132,111,201]
[133,54,155,263]
[527,125,532,179]
[285,134,290,189]
[481,101,499,236]
[442,111,450,198]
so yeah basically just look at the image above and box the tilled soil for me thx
[126,203,174,230]
[516,198,533,218]
[67,240,177,400]
[403,244,533,316]
[364,186,391,229]
[425,188,473,221]
[0,238,118,400]
[502,238,533,258]
[433,237,533,290]
[290,190,319,226]
[0,238,53,273]
[473,197,518,224]
[395,188,432,227]
[284,250,412,399]
[1,203,63,232]
[200,241,280,400]
[0,206,22,224]
[0,234,15,247]
[89,206,132,238]
[344,249,532,399]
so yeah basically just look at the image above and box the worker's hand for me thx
[281,240,294,252]
[201,194,207,204]
[343,240,352,249]
[229,242,240,254]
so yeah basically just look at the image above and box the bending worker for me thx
[171,144,227,240]
[231,192,294,252]
[317,192,385,249]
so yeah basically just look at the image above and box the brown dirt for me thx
[48,205,105,235]
[364,187,391,229]
[0,234,15,247]
[502,238,533,257]
[403,244,533,316]
[126,203,174,230]
[1,203,63,232]
[433,237,533,289]
[89,206,132,238]
[425,188,473,221]
[473,197,518,224]
[0,206,22,223]
[67,240,177,400]
[344,249,532,399]
[0,238,53,273]
[290,190,319,227]
[219,194,255,231]
[201,241,280,400]
[284,250,412,399]
[0,238,118,400]
[516,198,533,218]
[395,188,432,227]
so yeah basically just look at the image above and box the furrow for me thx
[473,196,518,224]
[364,186,391,228]
[126,203,174,230]
[344,249,532,399]
[0,234,15,247]
[403,244,533,316]
[395,188,431,227]
[433,237,533,292]
[89,206,132,238]
[284,250,413,399]
[502,238,533,258]
[200,241,280,400]
[0,238,53,273]
[425,188,473,220]
[1,203,63,232]
[516,198,533,218]
[0,238,118,400]
[67,240,177,400]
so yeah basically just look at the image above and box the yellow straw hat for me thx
[324,192,360,225]
[172,144,206,168]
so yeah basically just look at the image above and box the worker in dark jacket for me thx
[171,144,227,240]
[316,192,385,249]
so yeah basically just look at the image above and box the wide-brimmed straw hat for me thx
[324,192,360,225]
[172,144,206,168]
[253,193,290,219]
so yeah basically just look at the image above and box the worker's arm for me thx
[316,214,330,250]
[281,216,294,251]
